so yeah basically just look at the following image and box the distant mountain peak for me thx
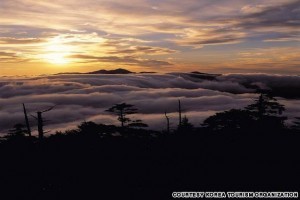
[188,71,221,81]
[87,68,134,74]
[190,71,221,76]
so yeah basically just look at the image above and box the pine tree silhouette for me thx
[245,93,286,129]
[106,103,147,128]
[245,93,285,120]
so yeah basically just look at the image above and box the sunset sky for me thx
[1,0,300,75]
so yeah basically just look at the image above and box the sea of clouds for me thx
[1,73,300,135]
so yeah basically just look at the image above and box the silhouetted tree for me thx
[202,109,253,131]
[63,121,118,137]
[178,115,194,133]
[245,93,286,128]
[106,103,138,127]
[178,100,182,127]
[8,124,27,138]
[22,103,31,136]
[246,93,285,119]
[203,94,287,132]
[291,117,300,131]
[165,111,170,134]
[128,120,148,128]
[32,105,55,140]
[78,121,99,135]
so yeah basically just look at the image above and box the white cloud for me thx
[1,73,299,135]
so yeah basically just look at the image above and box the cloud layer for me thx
[1,73,299,135]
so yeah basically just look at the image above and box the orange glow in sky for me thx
[0,0,299,75]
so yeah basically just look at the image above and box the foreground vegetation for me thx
[1,93,300,199]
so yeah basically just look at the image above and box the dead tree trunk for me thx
[37,111,44,140]
[37,105,55,140]
[165,111,170,134]
[120,109,124,128]
[178,99,182,127]
[22,103,31,137]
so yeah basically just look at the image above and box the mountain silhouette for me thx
[87,68,134,74]
[57,68,134,75]
[189,71,221,80]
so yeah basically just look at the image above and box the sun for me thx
[42,39,73,65]
[44,52,69,65]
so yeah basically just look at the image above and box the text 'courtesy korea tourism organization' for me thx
[172,191,298,199]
